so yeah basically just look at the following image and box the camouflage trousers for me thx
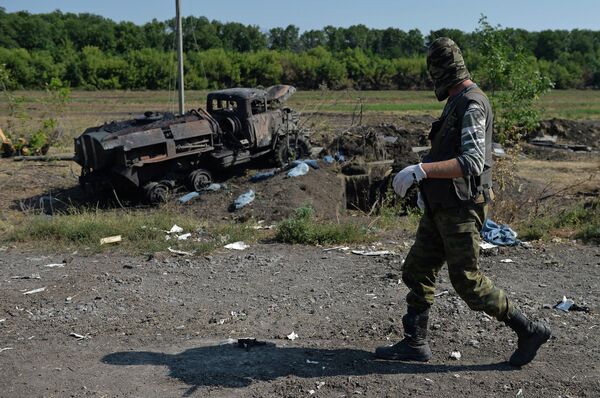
[402,203,514,321]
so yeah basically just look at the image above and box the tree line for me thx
[1,8,599,90]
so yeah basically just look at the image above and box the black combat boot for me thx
[504,309,551,367]
[375,307,432,361]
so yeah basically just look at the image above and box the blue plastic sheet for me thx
[178,191,200,204]
[291,159,319,169]
[234,190,255,210]
[204,183,223,191]
[334,152,346,162]
[250,171,276,182]
[323,155,335,164]
[481,219,520,246]
[287,162,310,177]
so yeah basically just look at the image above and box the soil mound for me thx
[533,118,600,149]
[324,123,423,169]
[188,165,345,222]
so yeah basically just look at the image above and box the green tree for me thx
[475,16,553,144]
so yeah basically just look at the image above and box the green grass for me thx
[275,206,371,245]
[5,207,264,254]
[518,199,600,242]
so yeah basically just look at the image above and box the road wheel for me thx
[187,169,212,191]
[274,135,311,167]
[143,182,169,205]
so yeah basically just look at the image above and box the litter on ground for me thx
[250,170,276,182]
[44,263,64,268]
[481,219,520,246]
[224,241,249,251]
[167,247,193,256]
[233,190,255,210]
[323,246,350,252]
[450,351,462,360]
[351,250,393,256]
[287,331,298,341]
[177,233,192,241]
[23,287,46,295]
[100,235,122,245]
[70,332,88,340]
[287,162,310,177]
[500,259,514,263]
[168,225,184,234]
[178,191,200,203]
[554,296,590,312]
[480,242,498,250]
[291,159,319,169]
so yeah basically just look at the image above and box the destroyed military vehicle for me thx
[74,85,310,204]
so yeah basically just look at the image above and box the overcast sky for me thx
[3,0,600,32]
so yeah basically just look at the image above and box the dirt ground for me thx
[1,241,599,397]
[1,112,599,397]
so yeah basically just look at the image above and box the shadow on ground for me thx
[103,343,514,396]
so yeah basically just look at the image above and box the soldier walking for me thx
[376,37,551,367]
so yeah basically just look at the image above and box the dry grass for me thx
[1,89,599,153]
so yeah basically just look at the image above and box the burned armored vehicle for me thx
[74,85,310,204]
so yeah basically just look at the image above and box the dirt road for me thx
[1,241,598,397]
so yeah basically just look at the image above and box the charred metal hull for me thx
[73,86,309,204]
[75,110,219,196]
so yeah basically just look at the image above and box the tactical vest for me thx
[421,85,493,208]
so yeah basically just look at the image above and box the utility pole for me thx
[176,0,185,115]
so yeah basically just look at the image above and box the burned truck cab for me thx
[206,85,300,151]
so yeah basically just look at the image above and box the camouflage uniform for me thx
[403,38,514,322]
[377,38,550,366]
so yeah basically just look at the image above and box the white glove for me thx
[417,191,425,211]
[393,163,427,197]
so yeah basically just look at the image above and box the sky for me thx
[3,0,600,33]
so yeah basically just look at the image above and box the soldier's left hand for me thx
[392,163,427,197]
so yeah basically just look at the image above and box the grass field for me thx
[1,89,599,150]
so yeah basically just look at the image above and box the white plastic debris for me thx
[449,351,462,360]
[308,390,315,395]
[70,332,87,340]
[351,250,392,256]
[434,290,449,297]
[168,225,184,234]
[479,242,498,250]
[11,274,41,280]
[177,233,192,241]
[252,224,275,230]
[44,263,64,268]
[306,359,319,364]
[167,247,193,256]
[555,296,575,312]
[0,347,13,353]
[516,389,523,397]
[224,241,249,251]
[23,287,46,295]
[500,259,514,263]
[100,235,121,245]
[287,331,298,341]
[323,246,350,252]
[219,338,237,346]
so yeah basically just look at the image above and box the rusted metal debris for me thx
[74,85,311,204]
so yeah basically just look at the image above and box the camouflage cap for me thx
[427,37,471,101]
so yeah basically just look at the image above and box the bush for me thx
[518,199,600,242]
[275,206,370,245]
